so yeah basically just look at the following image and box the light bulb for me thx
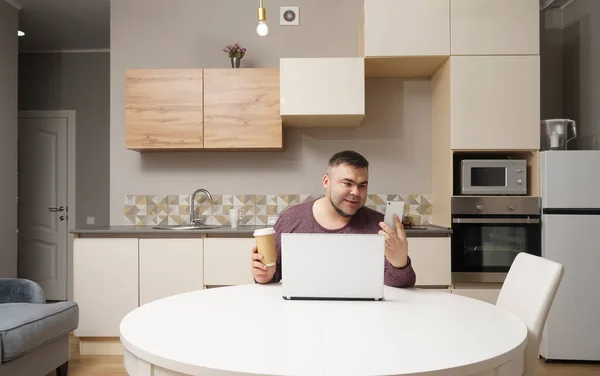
[256,21,268,36]
[17,30,24,37]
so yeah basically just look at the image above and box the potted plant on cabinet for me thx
[223,42,247,68]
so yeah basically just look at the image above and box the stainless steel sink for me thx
[152,224,221,230]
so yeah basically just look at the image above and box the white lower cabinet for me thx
[409,237,451,287]
[452,286,502,305]
[72,234,453,339]
[73,238,139,337]
[139,239,204,306]
[203,238,255,286]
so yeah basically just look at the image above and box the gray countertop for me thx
[71,224,452,237]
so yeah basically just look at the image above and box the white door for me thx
[18,117,68,301]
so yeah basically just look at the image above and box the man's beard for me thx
[330,196,359,218]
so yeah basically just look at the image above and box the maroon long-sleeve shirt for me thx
[267,200,416,288]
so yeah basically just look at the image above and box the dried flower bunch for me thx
[223,42,247,59]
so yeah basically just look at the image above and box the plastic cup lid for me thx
[254,227,275,236]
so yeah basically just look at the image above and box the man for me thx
[251,150,416,288]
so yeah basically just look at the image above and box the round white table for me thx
[120,284,527,376]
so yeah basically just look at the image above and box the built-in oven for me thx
[451,196,541,283]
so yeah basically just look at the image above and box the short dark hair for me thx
[328,150,369,169]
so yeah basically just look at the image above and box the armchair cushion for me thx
[0,301,78,362]
[0,278,45,304]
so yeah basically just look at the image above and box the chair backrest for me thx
[496,252,564,376]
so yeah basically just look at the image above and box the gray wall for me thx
[18,52,110,227]
[0,1,18,277]
[110,0,433,225]
[562,0,600,150]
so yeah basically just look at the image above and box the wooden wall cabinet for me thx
[204,69,282,149]
[125,68,282,151]
[451,0,539,55]
[280,58,365,127]
[125,69,204,151]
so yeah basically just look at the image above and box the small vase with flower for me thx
[223,42,247,68]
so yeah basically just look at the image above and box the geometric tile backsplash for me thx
[124,193,433,226]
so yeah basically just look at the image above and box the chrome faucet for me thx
[190,188,212,226]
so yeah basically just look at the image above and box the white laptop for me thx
[280,233,385,301]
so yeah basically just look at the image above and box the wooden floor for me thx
[46,336,600,376]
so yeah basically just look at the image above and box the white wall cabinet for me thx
[139,239,204,306]
[363,0,450,57]
[73,238,139,337]
[451,0,539,55]
[279,58,364,127]
[408,237,451,286]
[450,55,540,150]
[203,238,255,286]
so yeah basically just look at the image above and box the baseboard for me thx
[79,337,124,356]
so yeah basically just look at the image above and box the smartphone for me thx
[383,200,405,229]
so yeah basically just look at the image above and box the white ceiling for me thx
[11,0,109,51]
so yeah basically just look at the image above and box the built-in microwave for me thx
[461,159,527,196]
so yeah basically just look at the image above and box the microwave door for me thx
[468,167,507,194]
[462,165,508,195]
[461,159,527,195]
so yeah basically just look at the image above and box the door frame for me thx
[18,110,76,301]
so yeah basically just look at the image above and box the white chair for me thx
[496,252,564,376]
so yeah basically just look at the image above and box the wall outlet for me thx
[86,217,95,225]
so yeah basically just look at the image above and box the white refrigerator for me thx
[540,150,600,361]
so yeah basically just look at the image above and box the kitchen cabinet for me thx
[361,0,450,77]
[362,0,449,57]
[451,0,539,55]
[125,69,204,151]
[203,68,282,149]
[450,55,540,150]
[408,237,451,286]
[203,238,255,286]
[71,231,454,355]
[452,285,502,305]
[139,239,204,305]
[279,58,364,127]
[73,238,139,337]
[125,68,282,151]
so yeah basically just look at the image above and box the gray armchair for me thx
[0,278,78,376]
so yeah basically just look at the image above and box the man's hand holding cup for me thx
[252,228,277,284]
